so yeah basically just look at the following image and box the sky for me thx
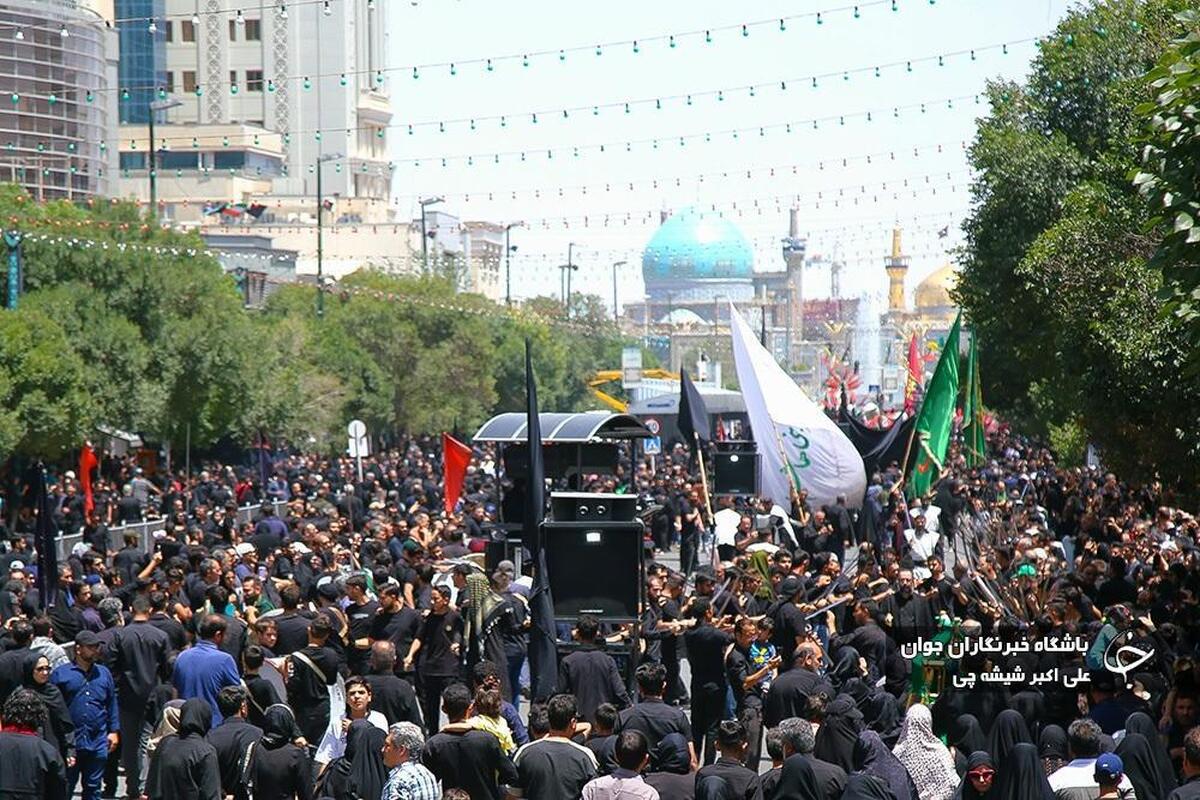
[386,0,1072,311]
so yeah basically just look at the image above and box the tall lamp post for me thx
[315,151,344,317]
[611,260,627,323]
[559,242,578,317]
[147,98,181,221]
[419,196,444,274]
[504,221,523,306]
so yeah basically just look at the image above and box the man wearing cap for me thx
[50,630,119,800]
[1093,754,1125,800]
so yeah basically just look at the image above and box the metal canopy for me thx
[473,411,653,443]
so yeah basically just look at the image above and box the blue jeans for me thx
[69,749,107,800]
[505,650,526,703]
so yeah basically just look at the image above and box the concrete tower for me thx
[884,226,910,318]
[782,208,807,346]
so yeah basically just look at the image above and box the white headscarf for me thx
[892,703,960,800]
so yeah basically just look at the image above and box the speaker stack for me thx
[542,492,644,622]
[712,442,760,496]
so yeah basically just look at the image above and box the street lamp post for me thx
[611,260,627,323]
[560,242,578,317]
[419,196,444,274]
[504,222,522,306]
[315,152,344,317]
[147,98,182,221]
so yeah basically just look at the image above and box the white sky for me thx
[387,0,1071,310]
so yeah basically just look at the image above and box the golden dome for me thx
[914,261,959,311]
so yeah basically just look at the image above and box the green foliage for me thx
[0,185,646,462]
[957,0,1200,485]
[1135,11,1200,363]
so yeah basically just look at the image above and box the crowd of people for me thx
[0,427,1195,800]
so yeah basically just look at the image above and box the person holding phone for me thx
[727,616,780,774]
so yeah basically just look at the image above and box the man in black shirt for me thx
[695,719,764,800]
[511,693,598,799]
[422,683,517,800]
[727,617,778,773]
[371,583,420,677]
[147,590,189,653]
[616,662,695,767]
[683,598,733,766]
[271,583,314,655]
[764,642,834,728]
[677,490,703,576]
[404,585,462,732]
[364,641,423,728]
[771,577,811,669]
[285,614,340,746]
[106,594,172,799]
[343,574,378,676]
[206,686,262,800]
[557,615,631,725]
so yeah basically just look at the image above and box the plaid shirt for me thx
[383,761,442,800]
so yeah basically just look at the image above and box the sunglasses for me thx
[968,771,995,780]
[34,666,50,672]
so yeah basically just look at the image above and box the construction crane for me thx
[587,368,680,412]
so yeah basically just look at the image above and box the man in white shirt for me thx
[903,513,940,583]
[1048,719,1135,800]
[581,730,660,800]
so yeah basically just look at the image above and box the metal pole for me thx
[184,422,191,482]
[420,206,429,274]
[612,262,619,323]
[505,225,512,306]
[316,159,324,316]
[566,243,574,318]
[147,109,156,220]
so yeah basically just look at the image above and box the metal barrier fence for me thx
[55,500,289,561]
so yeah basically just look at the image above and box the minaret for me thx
[782,208,806,348]
[884,226,910,318]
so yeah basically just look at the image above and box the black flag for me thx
[32,463,57,610]
[524,340,558,701]
[678,368,710,445]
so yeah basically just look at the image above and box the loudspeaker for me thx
[714,440,756,454]
[713,451,759,496]
[550,492,638,522]
[542,520,643,621]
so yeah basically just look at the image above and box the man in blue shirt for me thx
[50,630,119,800]
[173,614,242,725]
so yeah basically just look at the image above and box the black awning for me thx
[473,411,653,443]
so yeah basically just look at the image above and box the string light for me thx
[323,1,332,17]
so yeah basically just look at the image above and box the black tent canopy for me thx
[473,411,653,444]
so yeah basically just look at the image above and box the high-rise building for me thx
[0,0,120,200]
[157,0,391,203]
[115,0,166,123]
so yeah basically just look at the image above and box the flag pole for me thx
[693,432,715,524]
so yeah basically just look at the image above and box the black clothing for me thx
[806,755,847,800]
[107,619,172,704]
[764,668,834,728]
[0,645,30,701]
[364,673,423,727]
[987,709,1032,771]
[369,606,420,672]
[616,697,693,745]
[315,719,386,800]
[812,698,862,774]
[248,705,312,800]
[1117,732,1176,800]
[512,736,598,799]
[646,770,696,800]
[991,743,1052,800]
[215,613,249,669]
[147,699,222,800]
[344,599,378,674]
[773,754,822,800]
[242,672,284,729]
[685,623,733,765]
[206,717,262,800]
[149,612,189,653]
[422,728,519,800]
[773,603,810,667]
[272,611,314,656]
[694,758,763,800]
[414,609,463,677]
[285,645,338,745]
[557,645,632,725]
[1170,775,1200,800]
[0,730,68,799]
[21,655,75,760]
[841,774,897,800]
[584,733,617,775]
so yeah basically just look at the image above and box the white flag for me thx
[729,304,866,509]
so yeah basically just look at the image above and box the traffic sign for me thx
[643,436,662,455]
[644,418,661,435]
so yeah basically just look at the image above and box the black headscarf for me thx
[842,773,900,800]
[991,743,1052,800]
[952,752,994,800]
[987,710,1031,770]
[649,733,691,775]
[1037,726,1066,761]
[1116,733,1173,800]
[318,719,386,800]
[696,774,736,800]
[951,715,988,758]
[20,652,73,757]
[177,698,212,738]
[813,695,863,773]
[774,754,822,800]
[1124,712,1176,797]
[853,730,918,800]
[260,704,297,749]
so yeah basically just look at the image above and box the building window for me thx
[181,20,195,42]
[244,19,261,41]
[165,72,174,93]
[229,70,238,93]
[182,71,197,93]
[164,21,173,42]
[246,70,263,92]
[228,20,236,41]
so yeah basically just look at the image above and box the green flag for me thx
[908,312,961,498]
[963,328,986,468]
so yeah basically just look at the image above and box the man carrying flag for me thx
[963,328,987,468]
[523,341,558,702]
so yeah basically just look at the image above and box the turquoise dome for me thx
[642,208,754,285]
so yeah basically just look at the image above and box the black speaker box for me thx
[542,520,643,621]
[550,492,638,522]
[714,440,756,453]
[713,451,760,496]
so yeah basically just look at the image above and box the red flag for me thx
[904,334,923,415]
[442,433,472,515]
[79,442,98,514]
